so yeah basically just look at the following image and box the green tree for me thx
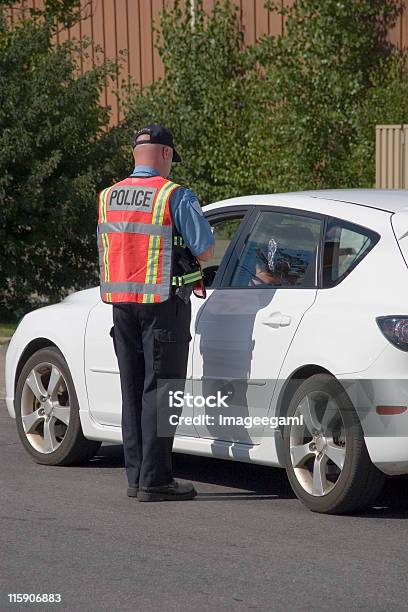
[0,1,115,319]
[256,0,407,190]
[124,0,408,200]
[123,0,263,205]
[3,0,408,318]
[344,53,408,185]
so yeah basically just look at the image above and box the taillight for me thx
[376,316,408,351]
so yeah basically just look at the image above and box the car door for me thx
[83,206,249,431]
[84,300,122,427]
[192,206,323,444]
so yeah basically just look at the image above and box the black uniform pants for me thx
[111,295,192,487]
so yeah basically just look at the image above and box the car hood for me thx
[61,286,101,306]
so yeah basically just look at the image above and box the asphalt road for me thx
[1,343,408,612]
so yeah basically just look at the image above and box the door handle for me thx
[261,311,292,328]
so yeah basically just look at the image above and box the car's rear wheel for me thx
[15,347,101,465]
[283,374,385,514]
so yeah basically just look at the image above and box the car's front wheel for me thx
[15,347,101,466]
[283,374,385,514]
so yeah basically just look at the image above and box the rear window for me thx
[322,218,379,288]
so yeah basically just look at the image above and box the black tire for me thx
[283,374,385,514]
[15,347,101,466]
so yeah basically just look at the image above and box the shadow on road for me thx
[87,443,294,499]
[358,476,408,520]
[86,443,408,514]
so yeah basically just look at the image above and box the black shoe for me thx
[127,484,139,497]
[137,479,197,502]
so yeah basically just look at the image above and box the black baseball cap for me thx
[132,123,182,162]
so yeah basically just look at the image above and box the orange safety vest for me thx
[97,175,203,304]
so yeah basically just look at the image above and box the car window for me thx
[202,216,244,287]
[229,210,322,288]
[323,218,379,288]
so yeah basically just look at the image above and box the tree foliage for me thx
[124,0,408,199]
[256,0,407,189]
[2,0,408,317]
[0,2,115,319]
[124,0,262,204]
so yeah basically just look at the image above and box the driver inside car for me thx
[251,238,292,286]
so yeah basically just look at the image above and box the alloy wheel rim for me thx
[20,362,70,454]
[289,391,346,497]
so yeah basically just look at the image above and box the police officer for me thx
[97,124,214,502]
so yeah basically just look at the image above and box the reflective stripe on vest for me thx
[172,270,203,286]
[97,176,201,304]
[100,281,170,297]
[143,180,175,303]
[98,186,114,302]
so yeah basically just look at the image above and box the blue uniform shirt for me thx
[130,165,214,257]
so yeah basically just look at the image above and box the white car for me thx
[5,188,408,514]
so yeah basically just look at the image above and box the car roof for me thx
[295,189,408,212]
[204,188,408,214]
